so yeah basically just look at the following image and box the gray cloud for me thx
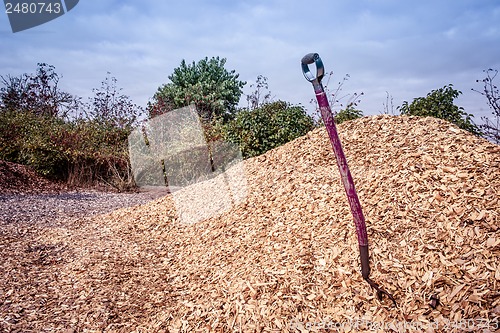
[1,0,499,122]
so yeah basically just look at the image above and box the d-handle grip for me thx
[301,53,324,83]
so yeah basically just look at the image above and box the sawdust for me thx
[1,115,499,332]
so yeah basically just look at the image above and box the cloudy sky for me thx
[1,0,499,122]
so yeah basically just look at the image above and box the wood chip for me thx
[1,115,499,332]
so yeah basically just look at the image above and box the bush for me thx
[398,84,481,135]
[0,63,80,118]
[0,110,132,189]
[85,73,143,129]
[223,101,315,158]
[0,65,138,191]
[334,107,363,124]
[0,110,29,162]
[0,111,67,177]
[63,119,133,190]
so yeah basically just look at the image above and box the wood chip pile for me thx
[1,115,499,332]
[0,160,69,194]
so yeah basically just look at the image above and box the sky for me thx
[1,0,499,123]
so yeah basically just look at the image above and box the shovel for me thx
[301,53,396,305]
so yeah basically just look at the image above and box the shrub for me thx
[0,65,137,190]
[0,111,68,177]
[398,84,481,135]
[223,101,315,158]
[334,107,363,124]
[0,63,80,118]
[85,73,143,129]
[63,119,132,189]
[0,110,132,189]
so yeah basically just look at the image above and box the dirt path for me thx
[0,190,169,227]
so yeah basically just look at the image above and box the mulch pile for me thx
[0,160,69,194]
[1,115,499,332]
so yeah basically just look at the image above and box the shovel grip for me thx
[301,53,324,84]
[301,53,318,65]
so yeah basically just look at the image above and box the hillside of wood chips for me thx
[1,115,499,332]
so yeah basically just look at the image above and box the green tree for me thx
[223,101,315,158]
[398,84,480,135]
[335,107,363,124]
[149,57,246,121]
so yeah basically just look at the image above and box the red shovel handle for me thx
[302,53,369,248]
[302,53,396,306]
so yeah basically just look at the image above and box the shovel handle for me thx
[301,52,397,306]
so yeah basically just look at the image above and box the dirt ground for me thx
[0,115,499,332]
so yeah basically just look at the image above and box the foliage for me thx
[334,107,363,124]
[0,109,132,189]
[223,101,315,158]
[147,94,176,120]
[85,73,143,129]
[0,64,137,191]
[398,84,481,135]
[65,119,133,190]
[149,57,246,121]
[472,69,499,144]
[0,63,80,119]
[0,60,320,190]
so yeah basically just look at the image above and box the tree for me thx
[149,57,246,121]
[472,69,499,144]
[223,101,315,158]
[398,84,481,135]
[0,63,80,119]
[85,73,143,129]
